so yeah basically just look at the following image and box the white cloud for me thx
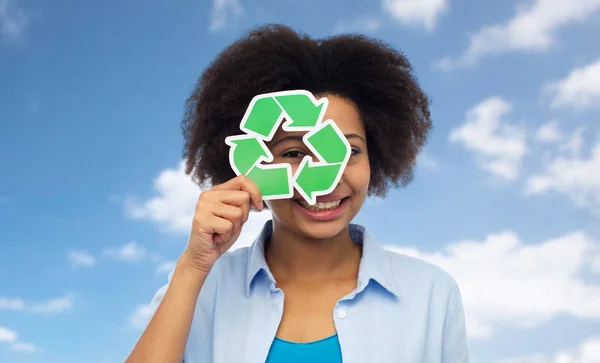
[535,120,564,143]
[12,342,37,352]
[67,249,96,268]
[382,0,448,31]
[156,260,177,274]
[125,161,200,233]
[1,294,72,315]
[545,58,600,110]
[209,0,242,33]
[0,0,27,40]
[417,152,439,170]
[28,293,73,315]
[450,97,527,181]
[437,0,600,69]
[525,139,600,214]
[0,326,17,342]
[129,304,152,330]
[365,196,385,205]
[126,160,273,240]
[0,326,37,353]
[0,297,25,311]
[386,230,600,339]
[494,336,600,363]
[559,127,585,157]
[333,16,383,34]
[104,241,147,263]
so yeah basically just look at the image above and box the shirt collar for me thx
[244,220,399,299]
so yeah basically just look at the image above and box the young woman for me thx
[125,24,470,363]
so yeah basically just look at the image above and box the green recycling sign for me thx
[225,90,351,205]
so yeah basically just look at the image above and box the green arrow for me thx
[227,90,351,204]
[294,162,342,204]
[241,96,284,139]
[247,165,292,197]
[276,93,325,129]
[226,136,269,175]
[305,122,350,164]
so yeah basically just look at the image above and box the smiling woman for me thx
[123,24,470,363]
[265,94,370,239]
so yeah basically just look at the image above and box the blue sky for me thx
[1,0,600,362]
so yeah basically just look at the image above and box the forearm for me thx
[124,255,208,363]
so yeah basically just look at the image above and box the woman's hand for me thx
[182,175,263,275]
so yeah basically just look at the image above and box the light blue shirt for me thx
[146,220,470,363]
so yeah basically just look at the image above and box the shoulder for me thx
[210,245,252,280]
[383,247,460,296]
[147,245,253,319]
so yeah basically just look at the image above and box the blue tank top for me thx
[265,334,343,363]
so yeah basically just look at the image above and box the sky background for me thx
[1,0,600,362]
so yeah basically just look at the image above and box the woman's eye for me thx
[281,148,359,159]
[282,150,306,158]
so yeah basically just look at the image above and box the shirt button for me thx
[337,308,347,319]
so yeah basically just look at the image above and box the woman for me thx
[125,24,470,363]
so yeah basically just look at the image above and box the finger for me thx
[203,192,252,223]
[197,214,234,243]
[213,192,250,224]
[213,175,263,210]
[212,201,248,240]
[213,216,235,243]
[211,201,245,225]
[212,175,261,209]
[199,190,248,207]
[214,190,251,207]
[239,196,250,223]
[198,191,251,227]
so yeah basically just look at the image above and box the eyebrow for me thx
[271,133,365,147]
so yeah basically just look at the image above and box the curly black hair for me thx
[181,24,432,197]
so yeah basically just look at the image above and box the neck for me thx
[265,219,362,285]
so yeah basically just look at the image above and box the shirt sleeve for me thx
[442,285,471,363]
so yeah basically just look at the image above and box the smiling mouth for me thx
[294,197,349,211]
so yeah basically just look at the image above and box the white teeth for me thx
[297,199,343,211]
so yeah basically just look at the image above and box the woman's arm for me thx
[123,175,262,363]
[123,255,207,363]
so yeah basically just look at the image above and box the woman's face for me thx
[264,93,370,240]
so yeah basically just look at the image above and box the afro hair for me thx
[181,24,432,197]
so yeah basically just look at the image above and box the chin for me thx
[295,218,350,240]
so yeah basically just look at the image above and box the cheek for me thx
[357,172,370,195]
[344,161,370,195]
[265,199,291,213]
